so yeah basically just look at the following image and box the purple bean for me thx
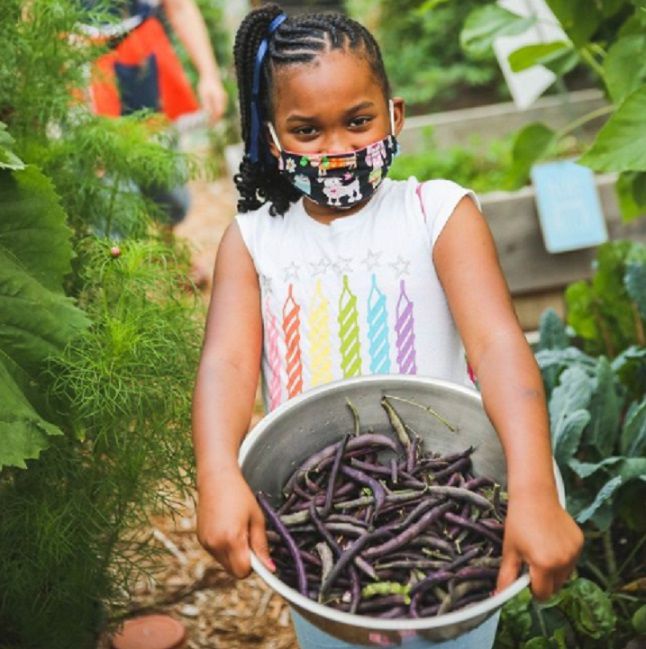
[376,606,408,619]
[445,546,481,572]
[283,434,400,494]
[319,528,391,598]
[350,458,392,476]
[432,457,471,482]
[425,486,494,511]
[327,513,368,527]
[439,446,475,464]
[464,476,494,490]
[363,502,453,560]
[479,517,504,532]
[446,472,463,488]
[390,458,398,484]
[288,522,366,537]
[409,570,454,617]
[410,534,456,556]
[383,497,443,533]
[417,603,440,617]
[358,595,409,613]
[339,465,387,516]
[321,433,351,518]
[406,435,419,473]
[277,491,299,515]
[444,512,502,546]
[258,493,308,596]
[453,566,499,582]
[309,502,378,581]
[381,397,411,448]
[375,559,449,571]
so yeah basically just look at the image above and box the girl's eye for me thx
[292,125,318,137]
[349,116,373,128]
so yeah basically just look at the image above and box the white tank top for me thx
[236,176,479,411]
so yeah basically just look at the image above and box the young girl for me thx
[192,5,583,648]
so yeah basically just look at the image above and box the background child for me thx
[192,5,583,648]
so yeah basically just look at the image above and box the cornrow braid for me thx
[233,3,391,216]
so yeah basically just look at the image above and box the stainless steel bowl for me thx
[239,375,565,645]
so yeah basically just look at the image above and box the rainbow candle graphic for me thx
[283,284,303,398]
[367,274,390,374]
[308,279,333,386]
[395,279,417,374]
[338,274,362,378]
[264,302,282,410]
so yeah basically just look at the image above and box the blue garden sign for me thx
[531,160,608,254]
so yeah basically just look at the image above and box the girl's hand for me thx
[495,490,584,600]
[196,466,275,578]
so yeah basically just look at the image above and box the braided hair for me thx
[233,4,391,215]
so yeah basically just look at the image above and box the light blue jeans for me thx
[291,609,501,649]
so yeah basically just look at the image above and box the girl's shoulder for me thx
[384,176,478,205]
[398,176,481,246]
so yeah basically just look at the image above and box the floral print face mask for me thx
[267,100,400,210]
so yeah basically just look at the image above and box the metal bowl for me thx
[239,375,565,645]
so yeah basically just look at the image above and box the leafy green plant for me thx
[389,125,584,191]
[1,2,207,646]
[565,240,646,358]
[495,242,646,648]
[347,0,505,112]
[389,127,513,192]
[0,132,89,470]
[496,580,618,648]
[460,0,646,216]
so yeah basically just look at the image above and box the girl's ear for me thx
[391,97,405,137]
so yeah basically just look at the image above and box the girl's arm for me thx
[192,222,273,578]
[162,0,228,122]
[434,196,584,600]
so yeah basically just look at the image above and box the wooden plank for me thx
[399,89,608,151]
[480,174,646,295]
[512,290,565,332]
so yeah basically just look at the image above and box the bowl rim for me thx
[238,374,566,630]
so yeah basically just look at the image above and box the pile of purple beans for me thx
[257,396,507,619]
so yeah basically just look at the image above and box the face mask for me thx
[267,99,400,210]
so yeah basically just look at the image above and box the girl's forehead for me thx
[272,50,385,120]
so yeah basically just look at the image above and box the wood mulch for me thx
[99,496,298,649]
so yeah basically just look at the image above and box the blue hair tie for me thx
[249,13,287,164]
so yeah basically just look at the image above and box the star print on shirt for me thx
[333,256,353,275]
[282,261,300,282]
[361,249,383,272]
[309,257,332,277]
[390,255,411,277]
[259,273,273,294]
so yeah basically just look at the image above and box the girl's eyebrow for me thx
[285,101,376,124]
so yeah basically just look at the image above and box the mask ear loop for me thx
[266,122,283,152]
[388,98,395,136]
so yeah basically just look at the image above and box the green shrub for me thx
[347,0,505,112]
[1,2,207,646]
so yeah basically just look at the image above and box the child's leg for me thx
[290,609,501,649]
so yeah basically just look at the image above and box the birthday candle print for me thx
[367,274,390,374]
[338,274,362,378]
[308,279,333,386]
[395,279,417,374]
[282,284,303,398]
[264,302,282,410]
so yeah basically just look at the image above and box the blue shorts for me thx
[290,609,501,649]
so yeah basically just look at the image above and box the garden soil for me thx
[99,175,299,649]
